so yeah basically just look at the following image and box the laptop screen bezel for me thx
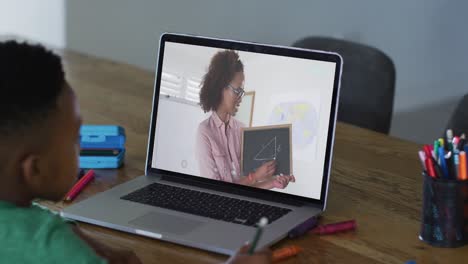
[145,33,342,208]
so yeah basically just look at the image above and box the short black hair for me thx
[199,50,243,113]
[0,41,65,138]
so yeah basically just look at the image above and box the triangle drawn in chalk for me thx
[254,137,277,161]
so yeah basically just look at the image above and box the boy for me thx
[0,41,271,264]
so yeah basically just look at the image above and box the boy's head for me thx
[0,41,82,203]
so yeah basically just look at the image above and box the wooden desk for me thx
[40,49,468,264]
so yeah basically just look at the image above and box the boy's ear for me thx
[20,154,43,194]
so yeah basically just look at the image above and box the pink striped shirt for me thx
[196,112,245,182]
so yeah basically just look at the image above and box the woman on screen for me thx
[195,50,295,189]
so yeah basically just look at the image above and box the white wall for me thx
[0,0,65,48]
[64,0,468,143]
[2,1,463,143]
[153,96,209,176]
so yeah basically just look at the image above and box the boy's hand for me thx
[99,248,141,264]
[73,226,142,264]
[226,244,272,264]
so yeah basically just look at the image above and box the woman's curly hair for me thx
[199,50,243,113]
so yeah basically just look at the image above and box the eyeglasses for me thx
[228,84,245,98]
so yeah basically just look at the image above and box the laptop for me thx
[61,33,342,255]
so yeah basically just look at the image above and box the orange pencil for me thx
[272,245,302,262]
[64,169,95,201]
[459,152,467,180]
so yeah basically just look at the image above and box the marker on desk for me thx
[272,245,302,263]
[64,169,96,202]
[288,216,319,238]
[248,217,268,254]
[312,220,356,235]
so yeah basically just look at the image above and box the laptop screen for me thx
[150,35,340,201]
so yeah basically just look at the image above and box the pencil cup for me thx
[419,173,468,247]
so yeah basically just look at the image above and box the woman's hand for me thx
[257,174,295,190]
[253,161,276,181]
[226,243,272,264]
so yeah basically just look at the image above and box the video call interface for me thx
[152,41,337,200]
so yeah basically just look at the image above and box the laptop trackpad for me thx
[129,211,203,235]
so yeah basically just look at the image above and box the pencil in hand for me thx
[248,217,268,254]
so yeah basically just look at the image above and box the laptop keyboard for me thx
[121,183,292,227]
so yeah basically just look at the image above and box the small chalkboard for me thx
[241,124,292,176]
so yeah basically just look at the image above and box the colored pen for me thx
[418,151,426,171]
[459,152,467,181]
[453,136,460,152]
[432,158,444,178]
[438,138,445,151]
[248,217,268,254]
[288,216,319,238]
[312,220,356,235]
[425,157,437,178]
[423,145,433,160]
[446,129,453,152]
[458,134,466,150]
[272,245,303,262]
[445,151,454,179]
[438,148,449,178]
[64,169,96,202]
[453,152,460,180]
[433,140,440,160]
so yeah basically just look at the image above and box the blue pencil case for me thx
[80,125,126,149]
[79,149,125,169]
[79,125,126,169]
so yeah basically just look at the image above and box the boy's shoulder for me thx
[0,201,106,264]
[0,201,68,235]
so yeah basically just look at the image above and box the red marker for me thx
[312,220,356,235]
[425,157,437,178]
[64,169,95,201]
[423,145,433,160]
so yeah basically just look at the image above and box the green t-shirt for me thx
[0,201,107,264]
